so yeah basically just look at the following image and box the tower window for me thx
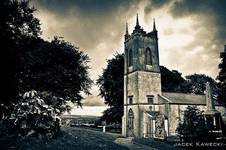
[128,109,134,129]
[147,95,154,104]
[128,96,133,104]
[146,48,152,65]
[128,49,133,66]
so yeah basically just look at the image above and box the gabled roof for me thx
[158,92,221,106]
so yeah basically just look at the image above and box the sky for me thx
[31,0,226,108]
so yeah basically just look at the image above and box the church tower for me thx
[122,15,161,137]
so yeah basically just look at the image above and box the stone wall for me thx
[124,71,161,137]
[137,71,161,104]
[126,71,161,105]
[124,34,159,73]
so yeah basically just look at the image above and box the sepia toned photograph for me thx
[0,0,226,149]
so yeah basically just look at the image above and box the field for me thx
[0,126,128,150]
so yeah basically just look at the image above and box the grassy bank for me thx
[0,127,128,150]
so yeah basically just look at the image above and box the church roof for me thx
[158,92,221,106]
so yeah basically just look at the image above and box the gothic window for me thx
[128,49,133,66]
[128,96,133,104]
[146,48,152,65]
[128,109,134,129]
[147,95,154,104]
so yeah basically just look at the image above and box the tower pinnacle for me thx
[126,22,129,35]
[136,14,139,26]
[134,13,141,31]
[153,18,157,31]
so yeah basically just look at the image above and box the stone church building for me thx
[122,15,226,138]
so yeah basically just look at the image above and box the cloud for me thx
[143,0,226,78]
[166,0,226,77]
[32,0,136,79]
[144,0,171,14]
[33,0,137,15]
[170,0,226,40]
[82,95,105,106]
[30,0,226,106]
[31,0,143,106]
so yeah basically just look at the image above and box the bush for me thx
[9,90,61,139]
[176,106,210,142]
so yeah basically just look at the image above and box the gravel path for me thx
[114,137,156,150]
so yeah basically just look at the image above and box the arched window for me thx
[128,49,133,66]
[128,109,134,129]
[146,48,152,65]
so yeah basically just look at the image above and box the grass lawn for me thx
[0,127,128,150]
[133,138,179,150]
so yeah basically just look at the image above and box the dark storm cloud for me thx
[145,0,226,41]
[30,0,142,76]
[143,0,226,78]
[144,0,171,14]
[32,0,138,17]
[170,0,226,40]
[30,0,226,106]
[31,0,141,51]
[31,0,142,106]
[167,0,226,75]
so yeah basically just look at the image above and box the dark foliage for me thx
[176,106,209,142]
[96,53,124,123]
[10,91,61,138]
[101,107,123,124]
[185,74,218,95]
[0,0,92,118]
[160,66,189,93]
[218,48,226,105]
[0,0,41,116]
[17,37,92,112]
[0,0,93,141]
[160,67,218,95]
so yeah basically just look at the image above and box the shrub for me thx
[176,106,209,142]
[9,90,61,139]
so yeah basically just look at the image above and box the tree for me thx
[0,0,41,116]
[176,106,209,142]
[185,74,218,95]
[96,53,124,123]
[0,0,93,141]
[17,37,92,113]
[218,46,226,105]
[0,0,92,117]
[160,66,189,93]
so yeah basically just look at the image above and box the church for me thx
[121,15,226,138]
